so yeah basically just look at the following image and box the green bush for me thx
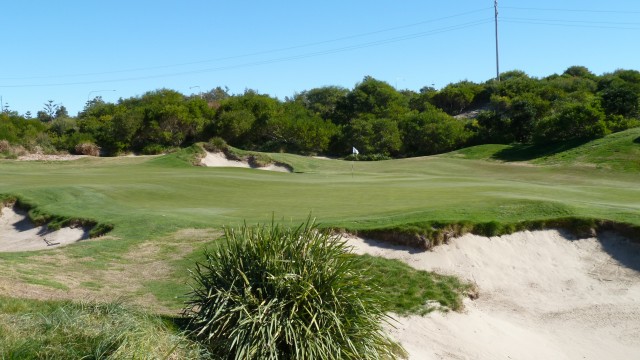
[141,144,166,155]
[183,220,401,360]
[344,153,391,161]
[203,137,228,152]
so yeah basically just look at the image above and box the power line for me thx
[503,17,640,26]
[0,7,493,82]
[501,18,640,30]
[0,18,493,88]
[502,6,640,14]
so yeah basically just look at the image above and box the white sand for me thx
[0,206,89,252]
[346,230,640,360]
[17,154,86,161]
[200,151,290,172]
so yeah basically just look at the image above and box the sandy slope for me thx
[346,230,640,360]
[200,151,290,172]
[0,206,89,252]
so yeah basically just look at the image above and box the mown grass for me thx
[448,127,640,172]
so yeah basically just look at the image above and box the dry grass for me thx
[0,229,220,314]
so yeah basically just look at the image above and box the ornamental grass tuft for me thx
[183,219,403,359]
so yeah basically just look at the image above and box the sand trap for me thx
[0,206,89,252]
[200,151,291,172]
[17,154,87,161]
[347,230,640,360]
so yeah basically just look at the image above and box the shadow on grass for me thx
[491,139,590,162]
[634,136,640,144]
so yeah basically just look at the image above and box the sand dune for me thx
[346,230,640,359]
[0,206,89,252]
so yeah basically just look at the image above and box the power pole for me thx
[494,0,500,82]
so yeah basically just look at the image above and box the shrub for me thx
[203,137,228,152]
[344,153,391,161]
[0,139,10,152]
[74,142,100,156]
[183,220,401,360]
[141,144,166,155]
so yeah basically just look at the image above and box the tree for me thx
[37,100,60,122]
[215,109,256,145]
[262,102,336,154]
[55,105,69,119]
[400,110,470,155]
[293,85,348,122]
[600,84,639,118]
[534,102,608,143]
[431,81,483,115]
[506,93,550,143]
[563,65,596,80]
[214,90,281,148]
[336,76,409,123]
[343,117,401,156]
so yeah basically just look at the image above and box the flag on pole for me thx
[352,147,359,155]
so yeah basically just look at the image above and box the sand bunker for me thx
[17,154,87,161]
[200,151,291,172]
[0,206,89,252]
[347,230,640,360]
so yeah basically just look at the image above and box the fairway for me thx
[1,150,639,238]
[0,146,638,308]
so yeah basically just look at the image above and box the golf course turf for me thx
[0,128,639,357]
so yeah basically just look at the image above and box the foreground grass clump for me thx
[0,297,207,359]
[184,220,403,359]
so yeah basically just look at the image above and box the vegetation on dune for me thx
[183,220,404,359]
[1,66,639,160]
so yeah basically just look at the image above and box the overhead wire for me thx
[0,17,494,88]
[501,6,640,14]
[501,17,640,30]
[0,7,492,82]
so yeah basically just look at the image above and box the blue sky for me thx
[1,0,639,115]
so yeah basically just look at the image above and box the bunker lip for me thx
[346,230,640,360]
[0,205,91,252]
[199,151,292,172]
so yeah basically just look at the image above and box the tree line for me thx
[1,66,639,158]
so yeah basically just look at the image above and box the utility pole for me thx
[494,0,500,82]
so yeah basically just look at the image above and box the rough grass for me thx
[0,297,208,359]
[361,254,473,315]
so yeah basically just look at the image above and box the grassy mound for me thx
[447,127,640,171]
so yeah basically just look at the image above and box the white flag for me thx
[352,147,359,155]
